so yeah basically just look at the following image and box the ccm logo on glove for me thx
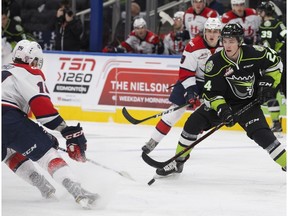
[64,130,83,139]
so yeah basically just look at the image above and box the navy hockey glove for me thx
[257,76,275,104]
[217,104,235,127]
[185,86,201,109]
[61,123,87,162]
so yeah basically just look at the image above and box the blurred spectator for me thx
[55,0,83,51]
[257,1,286,132]
[19,0,61,50]
[2,7,34,49]
[206,0,225,15]
[111,2,141,46]
[183,0,218,39]
[103,17,164,54]
[2,0,21,21]
[222,0,261,45]
[162,11,189,55]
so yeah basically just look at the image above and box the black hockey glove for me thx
[257,76,275,104]
[217,104,235,127]
[61,123,87,162]
[185,86,201,109]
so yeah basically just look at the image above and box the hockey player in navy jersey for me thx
[2,39,98,209]
[155,23,286,176]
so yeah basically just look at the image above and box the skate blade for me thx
[45,193,58,201]
[274,132,283,138]
[78,198,91,209]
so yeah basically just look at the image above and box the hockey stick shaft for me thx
[122,103,189,125]
[142,99,259,169]
[58,147,135,181]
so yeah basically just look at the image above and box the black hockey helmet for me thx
[221,23,244,45]
[257,1,275,16]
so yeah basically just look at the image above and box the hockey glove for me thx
[217,104,235,127]
[257,76,275,104]
[185,86,201,110]
[61,123,87,162]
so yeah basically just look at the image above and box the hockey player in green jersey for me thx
[155,23,286,176]
[257,1,286,133]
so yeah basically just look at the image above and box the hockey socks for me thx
[266,140,286,170]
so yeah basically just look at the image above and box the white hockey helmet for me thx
[191,0,206,5]
[231,0,245,5]
[204,17,222,30]
[173,11,185,20]
[133,17,147,28]
[12,39,43,69]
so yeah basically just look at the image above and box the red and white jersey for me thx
[120,30,160,54]
[162,31,188,55]
[184,7,218,39]
[179,36,222,88]
[222,9,261,44]
[2,63,64,130]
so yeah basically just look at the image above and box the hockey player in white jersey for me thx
[2,39,98,209]
[162,11,189,55]
[222,0,261,45]
[183,0,219,39]
[142,17,223,154]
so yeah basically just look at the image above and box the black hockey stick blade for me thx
[142,123,224,169]
[122,103,189,125]
[142,98,259,169]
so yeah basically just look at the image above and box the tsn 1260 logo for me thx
[54,57,96,94]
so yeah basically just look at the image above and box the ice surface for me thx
[2,121,286,216]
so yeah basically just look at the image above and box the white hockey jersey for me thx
[2,63,64,129]
[184,7,218,39]
[222,9,262,44]
[120,30,160,54]
[163,31,188,55]
[179,36,222,87]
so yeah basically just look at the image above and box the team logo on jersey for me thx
[226,74,255,99]
[224,67,234,76]
[15,24,23,32]
[264,20,272,27]
[205,60,214,73]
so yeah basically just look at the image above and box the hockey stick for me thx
[122,103,189,125]
[58,147,135,181]
[142,99,260,169]
[159,11,174,26]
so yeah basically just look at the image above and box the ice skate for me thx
[29,172,56,199]
[62,178,99,209]
[156,160,185,176]
[142,138,159,154]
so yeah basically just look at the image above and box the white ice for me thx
[2,121,287,216]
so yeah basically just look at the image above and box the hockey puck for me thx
[147,178,155,186]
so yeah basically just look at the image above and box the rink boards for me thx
[42,51,286,132]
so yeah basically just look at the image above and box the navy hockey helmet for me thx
[257,1,275,16]
[221,23,244,45]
